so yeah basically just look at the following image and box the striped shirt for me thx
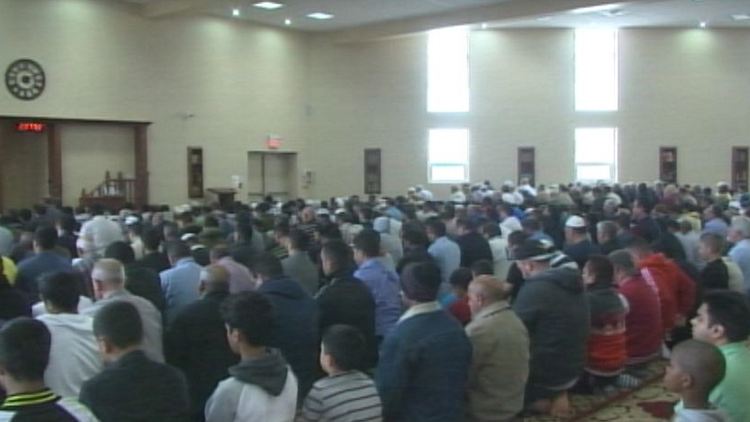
[300,371,382,422]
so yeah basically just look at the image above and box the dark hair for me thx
[625,236,652,252]
[236,222,254,243]
[321,240,353,272]
[165,241,191,259]
[288,229,310,251]
[585,255,614,285]
[481,222,501,238]
[449,268,473,290]
[93,301,143,349]
[703,291,750,342]
[402,261,442,302]
[522,217,541,232]
[142,228,162,251]
[34,226,58,250]
[608,249,638,276]
[507,230,529,247]
[456,218,477,231]
[424,217,446,237]
[0,318,51,381]
[353,229,380,258]
[221,291,274,346]
[249,252,284,278]
[470,259,494,277]
[401,228,429,248]
[104,241,136,265]
[322,325,366,372]
[57,215,77,233]
[39,272,80,312]
[317,223,342,241]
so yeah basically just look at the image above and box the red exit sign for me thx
[16,122,46,133]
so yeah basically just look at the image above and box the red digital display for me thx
[15,122,46,133]
[266,138,281,149]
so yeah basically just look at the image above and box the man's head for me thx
[287,229,310,253]
[698,232,725,261]
[221,291,274,355]
[596,220,618,244]
[449,268,473,299]
[39,272,80,314]
[424,217,446,242]
[93,301,143,363]
[467,275,510,317]
[199,265,230,295]
[104,241,136,265]
[727,216,750,244]
[608,249,639,284]
[401,227,429,251]
[521,217,542,235]
[248,252,284,285]
[165,241,191,266]
[625,236,652,262]
[455,218,477,236]
[582,255,614,287]
[513,239,554,278]
[320,325,366,375]
[320,240,352,276]
[663,339,725,399]
[691,291,750,346]
[0,318,51,389]
[301,206,316,224]
[33,226,58,252]
[564,215,588,243]
[209,244,232,264]
[632,198,653,219]
[142,228,162,253]
[400,262,442,306]
[480,222,501,240]
[703,204,722,221]
[91,258,126,299]
[352,229,380,264]
[470,260,494,278]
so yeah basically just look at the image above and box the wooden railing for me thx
[79,171,135,210]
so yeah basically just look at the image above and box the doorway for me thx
[247,152,298,203]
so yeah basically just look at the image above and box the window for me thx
[575,29,618,111]
[428,129,469,183]
[427,27,469,113]
[575,128,617,182]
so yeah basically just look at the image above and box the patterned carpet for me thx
[525,360,678,422]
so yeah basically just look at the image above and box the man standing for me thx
[280,229,319,296]
[160,241,203,323]
[166,265,238,421]
[78,205,123,257]
[425,218,461,290]
[512,239,589,417]
[456,218,493,269]
[727,217,750,294]
[210,245,255,293]
[377,262,472,422]
[465,276,529,422]
[353,230,401,342]
[15,226,72,299]
[80,301,190,421]
[562,215,599,270]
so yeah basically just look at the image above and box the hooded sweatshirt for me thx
[205,349,298,422]
[639,253,696,333]
[513,266,590,387]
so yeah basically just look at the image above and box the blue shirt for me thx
[160,257,202,323]
[354,259,402,338]
[729,239,750,294]
[428,236,461,286]
[16,251,72,298]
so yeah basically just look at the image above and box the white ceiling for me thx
[118,0,750,33]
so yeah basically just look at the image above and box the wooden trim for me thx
[0,115,151,126]
[134,125,149,207]
[47,123,63,202]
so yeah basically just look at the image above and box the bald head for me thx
[670,339,725,395]
[91,258,126,299]
[200,265,230,294]
[467,276,511,317]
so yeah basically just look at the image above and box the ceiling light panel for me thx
[253,2,284,10]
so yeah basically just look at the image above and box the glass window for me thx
[427,27,469,113]
[428,128,469,183]
[575,29,618,111]
[575,128,617,182]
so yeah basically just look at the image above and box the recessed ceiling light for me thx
[284,18,292,25]
[731,14,750,21]
[699,21,707,28]
[232,8,240,16]
[253,2,284,10]
[307,12,334,20]
[481,23,488,29]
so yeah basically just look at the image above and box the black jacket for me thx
[138,252,171,274]
[166,291,237,419]
[456,232,493,268]
[316,271,377,368]
[125,264,166,312]
[512,266,590,387]
[79,350,190,422]
[257,275,319,400]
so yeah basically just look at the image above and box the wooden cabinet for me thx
[517,147,535,185]
[732,147,749,192]
[187,147,204,198]
[364,148,381,194]
[659,147,677,184]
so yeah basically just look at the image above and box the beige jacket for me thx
[465,301,529,422]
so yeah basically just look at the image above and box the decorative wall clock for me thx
[5,59,45,100]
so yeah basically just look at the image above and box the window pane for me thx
[575,29,618,111]
[577,164,613,181]
[428,129,469,164]
[431,165,466,183]
[428,27,469,113]
[575,128,616,163]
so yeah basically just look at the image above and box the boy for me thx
[664,340,727,422]
[300,325,382,422]
[205,292,298,422]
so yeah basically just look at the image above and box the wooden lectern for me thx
[206,188,237,208]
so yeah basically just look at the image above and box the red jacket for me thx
[639,253,696,333]
[618,275,663,364]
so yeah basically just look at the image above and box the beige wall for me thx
[2,0,750,206]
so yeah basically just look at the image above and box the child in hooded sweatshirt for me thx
[664,340,727,422]
[205,292,298,422]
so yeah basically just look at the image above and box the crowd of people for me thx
[0,178,748,421]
